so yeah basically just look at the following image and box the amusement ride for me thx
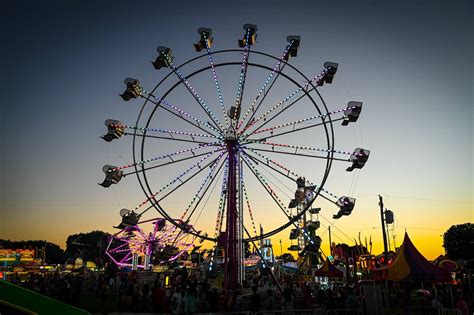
[99,24,369,290]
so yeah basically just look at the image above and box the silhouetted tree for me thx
[65,230,110,266]
[443,223,474,261]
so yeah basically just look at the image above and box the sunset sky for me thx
[1,0,472,260]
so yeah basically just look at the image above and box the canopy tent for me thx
[375,233,451,283]
[314,258,344,277]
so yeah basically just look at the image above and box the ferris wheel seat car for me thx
[342,101,363,126]
[322,61,338,85]
[194,27,213,52]
[333,196,356,219]
[101,119,124,142]
[153,218,167,230]
[152,46,173,69]
[227,105,241,120]
[120,78,142,101]
[98,165,123,187]
[288,199,298,208]
[346,148,370,172]
[307,220,321,230]
[294,188,305,203]
[296,176,306,188]
[284,35,301,61]
[238,24,258,47]
[114,210,141,229]
[309,207,321,214]
[289,229,299,239]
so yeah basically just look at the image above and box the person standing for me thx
[250,286,261,314]
[171,286,183,314]
[263,289,275,311]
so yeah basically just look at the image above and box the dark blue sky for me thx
[1,0,472,257]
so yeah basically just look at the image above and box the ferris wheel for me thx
[99,24,369,289]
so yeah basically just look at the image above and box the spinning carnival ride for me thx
[106,217,195,270]
[99,25,369,289]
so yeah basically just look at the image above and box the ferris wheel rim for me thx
[132,50,336,242]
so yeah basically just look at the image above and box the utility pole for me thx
[378,195,389,263]
[328,226,332,256]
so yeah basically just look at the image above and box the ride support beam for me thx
[224,140,239,290]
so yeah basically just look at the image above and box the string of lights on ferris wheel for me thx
[235,151,357,255]
[243,140,356,157]
[201,30,229,129]
[232,27,251,121]
[109,123,220,139]
[239,67,330,135]
[161,50,225,132]
[240,152,316,246]
[241,179,259,237]
[240,152,311,238]
[179,152,226,222]
[237,41,294,130]
[242,147,340,201]
[105,142,222,174]
[209,156,230,271]
[164,159,227,254]
[131,149,224,215]
[241,148,361,233]
[248,105,357,136]
[138,86,220,136]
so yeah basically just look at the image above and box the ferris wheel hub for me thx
[224,126,238,141]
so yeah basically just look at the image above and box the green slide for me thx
[0,280,90,315]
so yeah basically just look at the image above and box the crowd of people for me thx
[4,267,473,314]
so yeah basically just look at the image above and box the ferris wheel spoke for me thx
[124,149,224,177]
[241,153,319,246]
[139,89,220,137]
[132,149,224,216]
[127,132,218,145]
[238,41,295,130]
[140,152,226,217]
[246,105,353,138]
[239,161,258,237]
[179,153,227,223]
[159,51,225,132]
[243,140,353,159]
[209,157,230,271]
[241,146,350,163]
[199,30,229,128]
[230,24,257,121]
[172,157,225,248]
[241,148,339,205]
[108,142,224,175]
[240,153,291,218]
[246,117,345,142]
[118,124,220,140]
[239,66,333,138]
[242,69,328,132]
